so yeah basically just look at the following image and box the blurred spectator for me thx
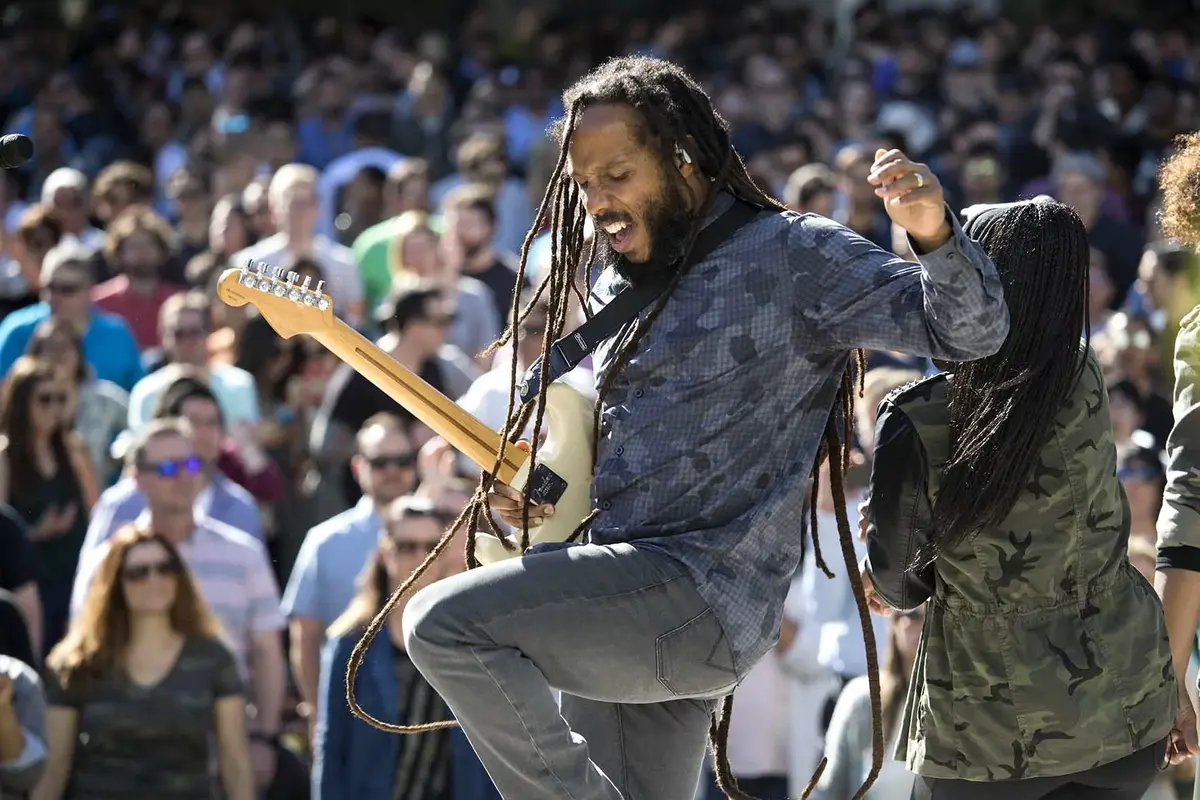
[389,210,500,365]
[783,164,836,217]
[0,358,96,656]
[25,318,128,484]
[1120,443,1167,547]
[831,145,893,248]
[40,525,253,799]
[0,242,143,391]
[1100,311,1172,444]
[1050,152,1143,307]
[127,291,260,430]
[456,289,592,443]
[84,375,267,550]
[431,134,534,256]
[69,418,284,792]
[440,183,528,325]
[283,413,418,725]
[0,591,35,668]
[312,281,475,507]
[232,164,364,326]
[316,111,404,241]
[91,206,185,354]
[391,62,456,179]
[0,206,63,319]
[0,654,47,799]
[167,169,212,271]
[352,159,433,314]
[90,162,155,232]
[315,494,496,799]
[812,607,925,800]
[38,169,104,252]
[0,507,41,663]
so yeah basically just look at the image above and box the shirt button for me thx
[633,388,644,398]
[614,445,624,455]
[601,501,612,510]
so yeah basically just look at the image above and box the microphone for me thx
[0,134,33,169]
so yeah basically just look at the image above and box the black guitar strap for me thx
[517,199,763,404]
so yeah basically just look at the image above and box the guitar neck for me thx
[315,318,526,484]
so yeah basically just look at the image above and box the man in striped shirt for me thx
[69,418,287,790]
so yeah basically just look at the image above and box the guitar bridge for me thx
[525,464,569,506]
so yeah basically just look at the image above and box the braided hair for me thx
[345,54,878,800]
[926,199,1089,559]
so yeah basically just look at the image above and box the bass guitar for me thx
[215,261,595,564]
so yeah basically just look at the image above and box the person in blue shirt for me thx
[0,241,143,390]
[315,495,499,800]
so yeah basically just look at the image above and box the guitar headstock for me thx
[216,261,335,339]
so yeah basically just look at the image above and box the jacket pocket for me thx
[655,607,739,697]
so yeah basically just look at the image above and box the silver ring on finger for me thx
[914,172,925,189]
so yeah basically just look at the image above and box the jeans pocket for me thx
[655,607,739,698]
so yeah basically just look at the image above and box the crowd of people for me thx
[0,0,1197,798]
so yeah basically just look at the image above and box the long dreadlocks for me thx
[344,54,880,800]
[925,198,1089,561]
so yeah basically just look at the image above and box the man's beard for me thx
[597,173,696,289]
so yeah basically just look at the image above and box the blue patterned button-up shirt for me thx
[587,191,1008,674]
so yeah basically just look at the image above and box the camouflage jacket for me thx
[865,347,1176,781]
[1158,305,1200,564]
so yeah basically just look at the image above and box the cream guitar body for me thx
[473,382,596,564]
[216,262,595,564]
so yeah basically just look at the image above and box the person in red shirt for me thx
[91,206,184,353]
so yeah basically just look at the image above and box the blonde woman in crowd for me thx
[33,525,253,800]
[389,209,500,365]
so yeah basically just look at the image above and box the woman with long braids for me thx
[359,55,1008,800]
[860,198,1177,799]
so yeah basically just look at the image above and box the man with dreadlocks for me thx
[393,56,1009,800]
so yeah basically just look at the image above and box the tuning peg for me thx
[301,276,312,291]
[315,280,325,295]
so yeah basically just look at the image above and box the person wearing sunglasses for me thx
[67,417,286,795]
[0,241,144,392]
[37,524,254,800]
[282,413,419,745]
[315,494,496,800]
[0,357,97,658]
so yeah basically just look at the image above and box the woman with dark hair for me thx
[860,197,1176,799]
[25,317,128,483]
[0,357,97,654]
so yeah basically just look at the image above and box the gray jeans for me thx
[402,541,741,800]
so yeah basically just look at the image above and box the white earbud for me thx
[675,146,693,165]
